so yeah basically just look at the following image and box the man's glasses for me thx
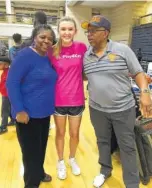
[84,29,105,35]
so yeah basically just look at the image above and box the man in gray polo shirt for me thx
[82,15,152,188]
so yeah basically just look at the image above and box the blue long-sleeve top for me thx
[7,47,57,119]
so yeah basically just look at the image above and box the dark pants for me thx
[16,116,50,188]
[111,127,118,154]
[1,96,11,128]
[89,106,139,188]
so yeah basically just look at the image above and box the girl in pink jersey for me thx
[48,17,87,180]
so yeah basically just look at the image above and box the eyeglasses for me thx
[84,29,106,35]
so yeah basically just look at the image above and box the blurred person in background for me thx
[9,33,22,61]
[0,55,16,134]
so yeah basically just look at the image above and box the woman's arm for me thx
[7,50,31,116]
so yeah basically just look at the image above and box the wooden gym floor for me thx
[0,93,152,188]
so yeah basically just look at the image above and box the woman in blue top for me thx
[7,25,57,188]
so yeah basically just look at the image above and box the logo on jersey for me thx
[108,54,117,62]
[61,54,82,59]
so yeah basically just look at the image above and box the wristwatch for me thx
[140,88,150,93]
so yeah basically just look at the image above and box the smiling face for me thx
[58,21,77,46]
[34,29,53,54]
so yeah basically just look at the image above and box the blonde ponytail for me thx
[53,38,62,58]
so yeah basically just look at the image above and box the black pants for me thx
[16,116,50,188]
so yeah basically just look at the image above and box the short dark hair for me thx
[31,24,56,44]
[33,11,47,27]
[12,33,22,43]
[0,56,10,64]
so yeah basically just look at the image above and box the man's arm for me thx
[135,72,148,89]
[124,45,152,117]
[134,72,152,117]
